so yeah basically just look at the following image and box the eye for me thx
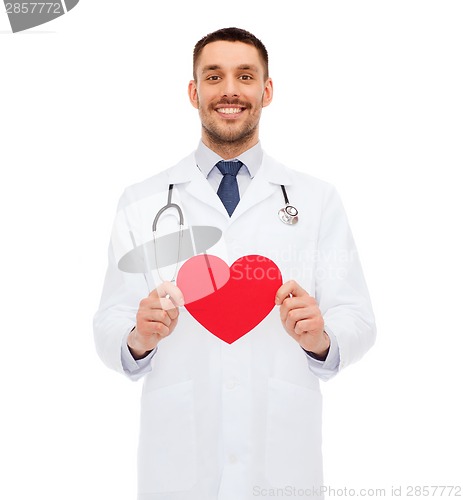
[206,75,221,81]
[239,74,253,81]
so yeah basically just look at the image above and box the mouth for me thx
[215,105,247,119]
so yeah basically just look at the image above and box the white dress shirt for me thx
[194,139,262,196]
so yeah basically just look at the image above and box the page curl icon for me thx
[4,0,79,33]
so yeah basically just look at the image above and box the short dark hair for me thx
[193,27,269,81]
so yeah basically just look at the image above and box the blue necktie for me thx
[216,160,243,216]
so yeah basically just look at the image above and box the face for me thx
[188,41,273,151]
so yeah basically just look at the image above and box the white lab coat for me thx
[93,152,376,500]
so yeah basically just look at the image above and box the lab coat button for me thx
[225,379,237,390]
[229,454,238,464]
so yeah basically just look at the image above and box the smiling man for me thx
[94,27,376,500]
[189,36,273,157]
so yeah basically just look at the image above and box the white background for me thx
[1,1,462,498]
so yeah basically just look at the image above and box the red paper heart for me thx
[177,254,282,344]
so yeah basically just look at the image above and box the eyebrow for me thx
[237,64,259,72]
[201,64,260,74]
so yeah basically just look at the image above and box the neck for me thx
[202,131,259,160]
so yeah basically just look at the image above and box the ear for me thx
[262,77,274,108]
[188,80,199,109]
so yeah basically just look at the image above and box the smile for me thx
[218,107,242,114]
[215,107,246,118]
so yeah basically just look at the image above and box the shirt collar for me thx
[195,140,263,179]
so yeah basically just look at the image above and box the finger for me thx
[279,297,319,325]
[136,317,170,338]
[140,295,176,312]
[294,317,324,336]
[161,302,180,322]
[150,281,185,307]
[283,308,316,334]
[149,321,170,337]
[159,297,180,313]
[279,296,314,315]
[142,308,173,327]
[284,306,313,326]
[275,280,308,305]
[293,319,312,336]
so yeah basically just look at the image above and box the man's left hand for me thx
[275,280,330,359]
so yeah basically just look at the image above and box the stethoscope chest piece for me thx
[278,185,298,225]
[278,204,299,225]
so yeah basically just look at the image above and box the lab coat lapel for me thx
[167,153,227,216]
[231,153,293,221]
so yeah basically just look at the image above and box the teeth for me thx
[218,108,242,114]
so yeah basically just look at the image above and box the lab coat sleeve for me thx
[121,331,157,379]
[313,185,376,380]
[93,190,154,381]
[302,331,340,380]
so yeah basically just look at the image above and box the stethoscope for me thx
[152,184,184,283]
[152,183,298,281]
[278,185,299,225]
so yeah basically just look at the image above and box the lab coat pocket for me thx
[138,380,197,493]
[265,377,323,489]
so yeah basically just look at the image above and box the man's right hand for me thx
[128,281,184,359]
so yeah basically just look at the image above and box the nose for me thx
[220,77,240,98]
